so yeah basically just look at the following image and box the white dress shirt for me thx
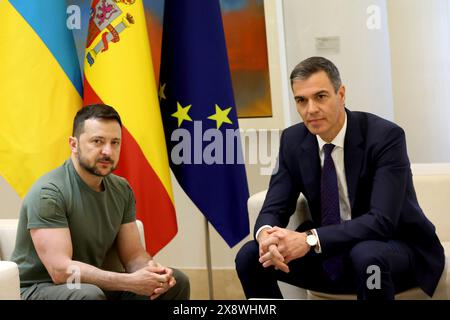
[256,113,352,253]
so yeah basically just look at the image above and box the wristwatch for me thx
[305,230,318,249]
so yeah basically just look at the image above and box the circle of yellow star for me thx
[207,104,233,129]
[171,102,193,127]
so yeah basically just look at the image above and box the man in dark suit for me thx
[235,56,445,300]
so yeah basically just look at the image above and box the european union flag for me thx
[159,0,250,247]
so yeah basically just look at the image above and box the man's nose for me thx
[101,144,113,156]
[307,100,319,114]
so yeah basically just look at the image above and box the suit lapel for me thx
[344,110,365,210]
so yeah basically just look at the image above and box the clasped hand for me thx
[130,260,176,299]
[258,227,310,273]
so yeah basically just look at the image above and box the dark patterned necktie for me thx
[321,143,344,281]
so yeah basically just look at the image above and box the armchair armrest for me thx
[0,261,20,300]
[247,190,311,232]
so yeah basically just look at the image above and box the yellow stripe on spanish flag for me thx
[0,1,82,197]
[83,0,177,254]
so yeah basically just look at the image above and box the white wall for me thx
[387,0,450,163]
[281,0,450,163]
[0,177,21,219]
[282,0,395,125]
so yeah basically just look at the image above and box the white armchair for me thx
[247,163,450,299]
[0,219,146,300]
[0,219,20,300]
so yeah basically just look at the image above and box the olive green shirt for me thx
[11,159,136,287]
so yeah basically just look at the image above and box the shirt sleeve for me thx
[312,228,322,253]
[122,182,137,224]
[255,225,272,242]
[27,184,68,229]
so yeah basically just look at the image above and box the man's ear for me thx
[69,136,78,153]
[338,85,346,105]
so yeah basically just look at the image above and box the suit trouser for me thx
[235,239,417,300]
[20,268,190,300]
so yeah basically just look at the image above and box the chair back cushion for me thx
[411,164,450,242]
[0,219,19,260]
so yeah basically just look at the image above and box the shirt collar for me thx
[316,112,347,151]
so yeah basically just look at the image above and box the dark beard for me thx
[77,149,116,177]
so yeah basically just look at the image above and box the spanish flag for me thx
[0,1,82,197]
[83,0,177,255]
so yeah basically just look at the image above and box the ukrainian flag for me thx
[0,1,82,197]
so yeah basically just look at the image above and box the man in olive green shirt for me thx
[11,104,190,300]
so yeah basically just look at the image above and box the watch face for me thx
[306,235,318,246]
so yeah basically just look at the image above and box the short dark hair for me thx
[290,56,342,92]
[72,104,122,138]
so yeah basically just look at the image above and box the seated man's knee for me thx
[170,269,190,300]
[349,241,388,274]
[70,284,106,300]
[235,240,260,274]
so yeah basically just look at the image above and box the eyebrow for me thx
[295,90,329,99]
[89,136,121,141]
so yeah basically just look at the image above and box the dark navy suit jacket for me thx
[255,109,445,296]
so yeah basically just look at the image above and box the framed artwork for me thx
[220,0,273,118]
